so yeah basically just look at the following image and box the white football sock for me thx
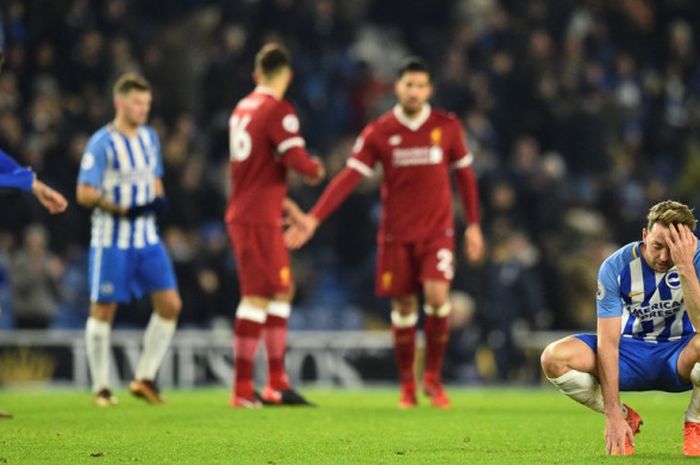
[85,317,111,393]
[547,369,604,413]
[685,363,700,423]
[135,313,177,381]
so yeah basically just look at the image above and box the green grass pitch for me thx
[0,387,695,464]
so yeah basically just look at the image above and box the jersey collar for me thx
[393,104,431,131]
[254,85,279,99]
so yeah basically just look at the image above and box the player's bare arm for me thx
[284,213,318,250]
[464,223,484,263]
[154,178,165,197]
[76,183,126,216]
[597,316,634,455]
[32,178,68,214]
[281,197,306,228]
[302,157,326,186]
[663,224,700,328]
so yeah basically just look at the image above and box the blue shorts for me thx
[575,333,695,392]
[88,243,177,303]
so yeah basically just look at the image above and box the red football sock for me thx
[233,310,265,399]
[264,315,289,391]
[392,324,417,388]
[424,315,449,382]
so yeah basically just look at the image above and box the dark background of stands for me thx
[1,0,700,381]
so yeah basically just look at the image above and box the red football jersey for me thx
[348,105,473,243]
[225,88,307,225]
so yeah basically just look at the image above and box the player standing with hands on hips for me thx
[226,43,325,408]
[542,200,700,456]
[286,57,484,409]
[77,73,181,407]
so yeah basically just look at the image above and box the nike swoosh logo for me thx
[628,291,644,298]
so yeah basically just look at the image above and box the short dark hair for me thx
[255,43,291,77]
[113,73,151,98]
[397,56,431,80]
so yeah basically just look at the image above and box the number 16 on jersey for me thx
[230,114,252,161]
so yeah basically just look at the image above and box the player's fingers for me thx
[669,223,681,242]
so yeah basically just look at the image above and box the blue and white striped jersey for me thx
[597,241,700,342]
[78,124,163,250]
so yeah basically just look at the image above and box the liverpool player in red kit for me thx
[226,44,325,408]
[286,58,484,408]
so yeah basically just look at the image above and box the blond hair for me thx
[113,73,151,98]
[647,200,697,231]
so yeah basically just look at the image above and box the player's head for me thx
[113,73,152,127]
[642,200,698,272]
[254,43,292,89]
[395,57,432,116]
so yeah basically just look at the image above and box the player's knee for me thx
[424,293,447,309]
[392,296,417,316]
[157,294,182,320]
[689,336,700,359]
[540,341,566,378]
[90,303,116,322]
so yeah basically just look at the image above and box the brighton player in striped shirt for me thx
[76,73,181,407]
[542,200,700,456]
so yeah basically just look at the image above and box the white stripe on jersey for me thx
[90,240,103,302]
[130,134,149,249]
[347,158,374,177]
[628,258,644,336]
[88,126,161,250]
[277,136,305,154]
[450,153,473,169]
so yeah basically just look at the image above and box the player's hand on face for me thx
[604,413,633,455]
[464,224,484,263]
[664,223,697,272]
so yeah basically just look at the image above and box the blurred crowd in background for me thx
[1,0,700,381]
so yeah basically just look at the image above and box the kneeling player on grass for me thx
[541,200,700,456]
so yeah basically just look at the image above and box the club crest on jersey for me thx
[430,128,442,145]
[666,270,681,289]
[596,280,605,300]
[282,114,300,133]
[389,135,401,146]
[81,153,95,170]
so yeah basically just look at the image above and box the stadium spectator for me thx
[226,43,324,408]
[286,57,484,408]
[0,0,700,382]
[8,223,62,329]
[76,73,181,407]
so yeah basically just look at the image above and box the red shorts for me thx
[375,235,455,297]
[226,223,292,296]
